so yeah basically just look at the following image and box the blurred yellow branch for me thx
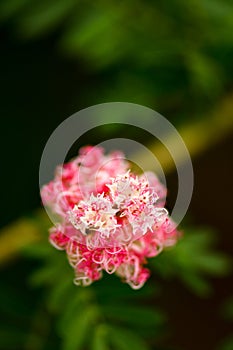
[0,217,41,264]
[0,92,233,264]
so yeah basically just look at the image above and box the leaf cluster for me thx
[152,228,231,296]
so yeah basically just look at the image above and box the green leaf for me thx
[60,5,126,67]
[181,272,212,296]
[57,287,95,332]
[47,275,74,312]
[29,262,61,287]
[17,0,77,38]
[0,0,31,21]
[102,304,165,329]
[91,324,109,350]
[94,274,158,303]
[62,306,99,350]
[152,229,231,296]
[109,326,151,350]
[186,52,223,96]
[192,254,231,275]
[22,240,54,259]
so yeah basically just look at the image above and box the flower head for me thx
[41,146,180,289]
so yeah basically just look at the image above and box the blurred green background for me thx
[0,0,233,349]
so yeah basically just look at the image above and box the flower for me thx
[41,145,179,289]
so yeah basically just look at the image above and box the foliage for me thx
[1,0,233,111]
[152,228,231,296]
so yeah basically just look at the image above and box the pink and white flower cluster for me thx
[41,146,179,289]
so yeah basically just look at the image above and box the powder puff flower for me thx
[41,145,180,289]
